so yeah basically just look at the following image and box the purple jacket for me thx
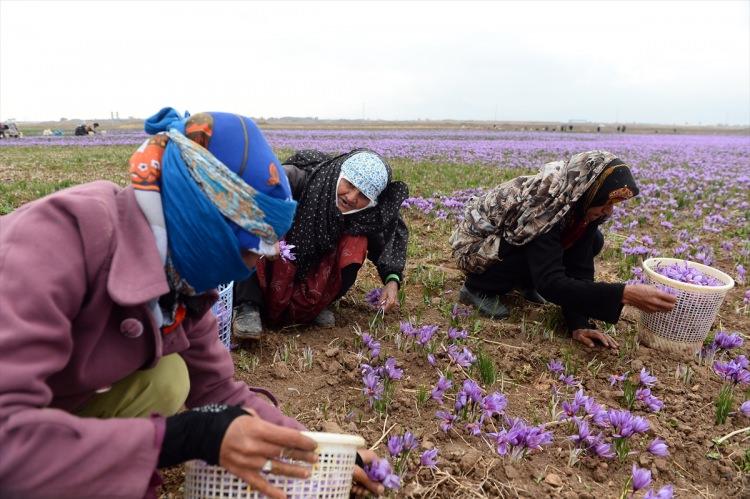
[0,182,301,499]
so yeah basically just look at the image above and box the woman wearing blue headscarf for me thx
[0,108,383,498]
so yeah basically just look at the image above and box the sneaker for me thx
[233,304,263,340]
[313,308,336,327]
[459,285,509,319]
[522,288,548,305]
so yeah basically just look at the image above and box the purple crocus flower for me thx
[362,372,384,404]
[465,420,482,436]
[447,344,476,367]
[592,441,616,459]
[417,325,439,346]
[361,333,381,359]
[647,438,669,457]
[430,375,452,404]
[436,410,457,432]
[481,392,508,420]
[631,464,652,491]
[427,353,436,366]
[278,240,296,261]
[387,435,403,457]
[547,359,564,374]
[644,485,674,499]
[402,431,418,451]
[740,400,750,417]
[714,359,750,385]
[609,372,628,386]
[558,373,578,387]
[399,321,416,337]
[447,327,469,340]
[365,458,400,490]
[364,288,383,308]
[420,448,438,468]
[383,357,403,380]
[451,304,470,320]
[639,368,658,387]
[713,331,744,350]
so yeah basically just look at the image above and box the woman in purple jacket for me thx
[0,108,382,499]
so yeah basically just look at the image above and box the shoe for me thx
[313,308,336,327]
[522,288,548,304]
[233,304,263,340]
[458,285,509,319]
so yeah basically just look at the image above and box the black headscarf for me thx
[283,149,409,279]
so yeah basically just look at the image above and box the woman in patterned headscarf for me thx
[0,109,383,498]
[450,150,676,349]
[233,149,409,338]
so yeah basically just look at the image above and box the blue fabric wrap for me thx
[207,113,294,251]
[159,120,251,293]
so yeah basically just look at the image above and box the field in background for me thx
[1,128,749,497]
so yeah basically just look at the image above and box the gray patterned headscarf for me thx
[450,150,624,274]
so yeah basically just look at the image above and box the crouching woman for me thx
[0,109,381,499]
[450,150,676,349]
[233,149,409,337]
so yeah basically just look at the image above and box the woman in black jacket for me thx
[451,150,675,349]
[234,149,409,338]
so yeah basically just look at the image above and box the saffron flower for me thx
[547,358,564,374]
[365,288,383,308]
[420,448,438,468]
[644,485,674,499]
[278,240,296,261]
[365,458,400,490]
[712,331,744,350]
[639,368,658,387]
[383,357,403,380]
[609,372,628,386]
[447,327,469,340]
[436,410,457,432]
[631,464,652,491]
[647,438,669,457]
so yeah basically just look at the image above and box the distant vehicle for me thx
[0,122,22,139]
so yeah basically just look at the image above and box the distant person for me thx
[450,150,676,349]
[74,122,99,136]
[233,149,409,339]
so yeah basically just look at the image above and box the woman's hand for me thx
[572,329,619,350]
[622,284,677,313]
[219,409,318,499]
[380,281,399,313]
[351,449,385,497]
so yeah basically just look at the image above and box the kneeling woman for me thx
[234,149,409,337]
[451,150,676,349]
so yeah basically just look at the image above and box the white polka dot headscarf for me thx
[339,151,389,208]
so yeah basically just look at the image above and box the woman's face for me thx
[584,203,615,223]
[336,178,371,213]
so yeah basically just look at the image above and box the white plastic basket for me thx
[639,258,734,355]
[184,431,365,499]
[211,282,234,350]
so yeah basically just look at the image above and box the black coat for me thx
[466,220,624,332]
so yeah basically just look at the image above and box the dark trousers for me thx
[233,264,362,308]
[465,229,604,297]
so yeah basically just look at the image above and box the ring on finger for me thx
[261,459,273,473]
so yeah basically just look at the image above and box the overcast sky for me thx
[1,0,748,125]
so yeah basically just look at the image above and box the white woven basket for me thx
[211,282,234,350]
[184,432,365,499]
[639,258,734,355]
